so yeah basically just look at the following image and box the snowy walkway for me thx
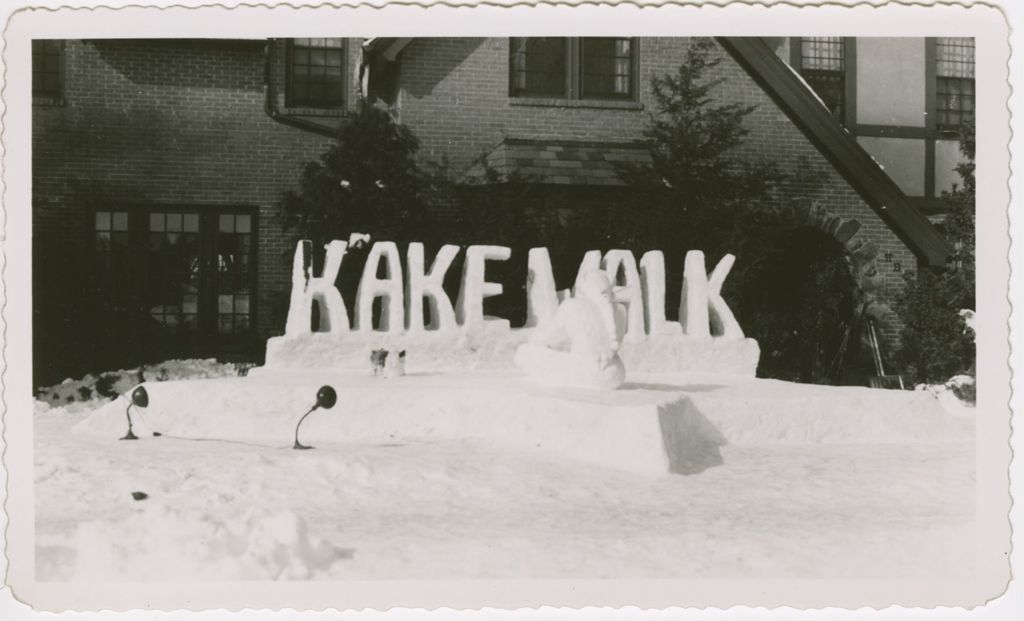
[35,386,975,581]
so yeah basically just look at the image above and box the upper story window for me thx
[32,40,63,100]
[509,37,637,101]
[287,38,346,108]
[797,37,845,121]
[935,37,975,132]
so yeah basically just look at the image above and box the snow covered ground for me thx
[34,367,975,582]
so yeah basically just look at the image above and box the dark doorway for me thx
[730,227,871,385]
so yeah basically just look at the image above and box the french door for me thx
[94,207,256,347]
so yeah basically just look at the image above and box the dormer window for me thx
[287,38,346,108]
[510,37,637,101]
[935,37,975,132]
[32,40,64,101]
[797,37,846,121]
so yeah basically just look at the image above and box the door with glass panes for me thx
[96,208,255,347]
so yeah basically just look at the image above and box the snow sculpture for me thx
[456,245,511,331]
[514,269,626,390]
[405,243,460,331]
[602,250,645,340]
[347,232,371,249]
[526,248,560,327]
[959,309,977,342]
[355,241,405,332]
[573,250,602,290]
[679,250,744,339]
[639,250,673,335]
[285,240,351,336]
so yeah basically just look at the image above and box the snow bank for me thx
[74,371,971,476]
[61,503,351,581]
[36,358,245,410]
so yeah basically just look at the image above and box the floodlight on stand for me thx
[121,385,149,441]
[293,385,337,450]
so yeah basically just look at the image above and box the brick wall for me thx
[32,38,361,361]
[393,37,920,344]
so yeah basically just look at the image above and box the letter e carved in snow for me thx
[285,239,351,336]
[456,245,511,331]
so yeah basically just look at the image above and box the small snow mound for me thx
[916,375,976,418]
[69,503,352,581]
[36,358,247,409]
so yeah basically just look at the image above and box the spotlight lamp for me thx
[121,385,149,441]
[293,385,337,450]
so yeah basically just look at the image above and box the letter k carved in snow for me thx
[679,251,744,340]
[285,239,351,335]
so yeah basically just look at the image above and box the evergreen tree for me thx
[617,38,861,384]
[279,100,432,246]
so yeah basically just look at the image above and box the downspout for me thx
[262,39,338,138]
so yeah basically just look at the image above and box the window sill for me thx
[33,95,65,107]
[509,97,643,111]
[280,106,347,117]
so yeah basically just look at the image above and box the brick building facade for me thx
[31,36,953,386]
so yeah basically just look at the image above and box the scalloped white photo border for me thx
[0,0,1017,616]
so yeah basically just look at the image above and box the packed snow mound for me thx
[36,358,248,410]
[73,371,972,476]
[56,503,352,581]
[260,329,761,377]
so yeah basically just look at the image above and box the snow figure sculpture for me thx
[514,269,626,390]
[602,250,645,341]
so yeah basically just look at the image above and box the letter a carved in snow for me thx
[679,250,744,339]
[285,240,351,336]
[355,242,405,332]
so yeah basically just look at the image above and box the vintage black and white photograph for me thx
[1,0,1016,613]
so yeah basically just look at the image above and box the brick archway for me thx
[793,202,882,300]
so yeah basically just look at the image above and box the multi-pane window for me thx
[581,38,634,99]
[510,37,636,100]
[92,209,256,341]
[935,37,975,131]
[216,214,253,335]
[798,37,846,120]
[287,38,346,108]
[147,212,202,332]
[32,40,63,98]
[94,211,129,308]
[510,38,568,98]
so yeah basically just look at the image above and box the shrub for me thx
[279,99,435,247]
[895,120,975,384]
